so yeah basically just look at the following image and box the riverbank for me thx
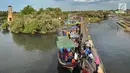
[84,17,101,23]
[82,23,106,73]
[116,21,130,32]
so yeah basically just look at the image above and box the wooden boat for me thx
[56,36,77,72]
[56,21,81,72]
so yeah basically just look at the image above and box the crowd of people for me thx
[59,25,81,66]
[58,24,100,73]
[81,39,100,73]
[59,48,77,65]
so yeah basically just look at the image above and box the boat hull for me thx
[57,52,75,69]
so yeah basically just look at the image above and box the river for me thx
[88,18,130,73]
[0,32,59,73]
[0,18,130,73]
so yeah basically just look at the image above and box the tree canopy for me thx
[0,5,112,34]
[7,5,68,34]
[68,10,111,22]
[21,5,36,15]
[0,11,8,24]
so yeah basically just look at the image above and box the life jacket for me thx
[72,58,76,64]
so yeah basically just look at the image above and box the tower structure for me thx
[8,5,13,22]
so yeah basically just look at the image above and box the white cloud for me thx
[73,0,100,2]
[100,0,129,4]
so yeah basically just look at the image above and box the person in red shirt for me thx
[82,65,90,73]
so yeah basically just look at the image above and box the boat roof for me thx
[56,39,76,48]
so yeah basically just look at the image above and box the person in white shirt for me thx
[88,53,93,63]
[85,40,91,49]
[74,52,79,61]
[88,53,93,59]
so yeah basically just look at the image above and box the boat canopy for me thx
[56,39,76,48]
[57,36,69,41]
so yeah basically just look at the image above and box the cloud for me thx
[0,0,130,11]
[73,0,100,2]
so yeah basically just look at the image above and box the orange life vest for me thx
[68,52,73,57]
[72,58,75,63]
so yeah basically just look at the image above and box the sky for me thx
[0,0,130,11]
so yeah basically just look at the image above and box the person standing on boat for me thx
[68,34,71,39]
[68,50,73,62]
[64,48,68,62]
[59,48,64,60]
[72,57,76,65]
[80,33,83,40]
[85,40,92,51]
[68,50,73,57]
[85,40,90,47]
[88,53,93,63]
[63,30,66,36]
[66,30,69,37]
[85,48,90,56]
[74,51,79,62]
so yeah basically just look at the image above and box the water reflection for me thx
[1,30,10,35]
[12,34,57,51]
[0,32,58,73]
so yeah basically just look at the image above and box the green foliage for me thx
[85,17,100,23]
[121,13,130,16]
[69,10,111,22]
[10,11,63,34]
[21,5,36,15]
[37,8,44,14]
[0,22,8,30]
[9,5,112,34]
[9,5,68,34]
[0,11,8,24]
[10,17,24,33]
[0,11,8,17]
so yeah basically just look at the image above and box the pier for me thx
[80,17,105,73]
